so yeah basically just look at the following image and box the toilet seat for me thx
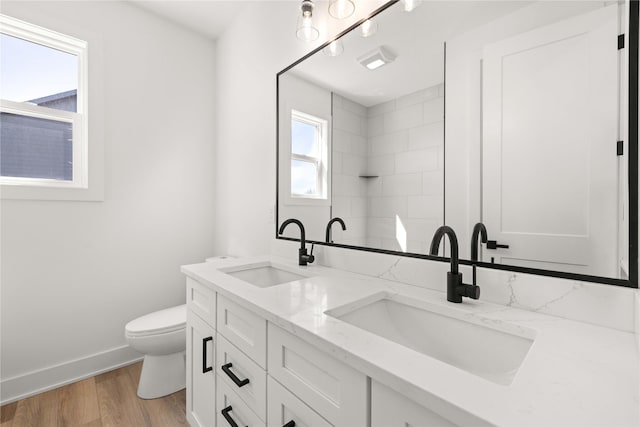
[125,304,186,337]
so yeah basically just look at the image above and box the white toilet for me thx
[125,304,186,399]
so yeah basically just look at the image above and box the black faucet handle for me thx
[457,283,480,300]
[298,247,315,266]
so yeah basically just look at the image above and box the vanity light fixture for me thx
[323,39,344,57]
[357,46,396,70]
[296,0,319,42]
[328,0,355,19]
[403,0,421,12]
[360,19,378,37]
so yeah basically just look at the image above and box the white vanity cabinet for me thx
[216,294,268,426]
[185,276,442,427]
[186,278,217,427]
[267,323,368,427]
[371,381,457,427]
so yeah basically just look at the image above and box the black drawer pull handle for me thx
[202,336,213,373]
[222,363,250,388]
[221,405,247,427]
[283,422,296,427]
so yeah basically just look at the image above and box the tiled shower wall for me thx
[331,95,369,246]
[331,84,445,252]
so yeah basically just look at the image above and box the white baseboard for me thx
[1,345,143,405]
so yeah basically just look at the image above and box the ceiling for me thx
[289,1,532,107]
[130,1,248,39]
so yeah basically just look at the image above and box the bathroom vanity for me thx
[182,256,639,427]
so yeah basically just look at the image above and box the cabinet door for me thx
[267,376,331,427]
[267,324,367,426]
[187,310,216,427]
[371,381,457,427]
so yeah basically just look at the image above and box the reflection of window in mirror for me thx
[291,110,328,199]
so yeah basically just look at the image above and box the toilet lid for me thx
[125,304,186,337]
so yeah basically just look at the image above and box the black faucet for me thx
[325,217,346,243]
[429,226,480,303]
[278,218,315,266]
[470,223,488,262]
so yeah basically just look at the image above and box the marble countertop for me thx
[182,256,639,427]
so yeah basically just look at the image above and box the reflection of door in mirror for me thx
[445,1,625,279]
[483,5,618,277]
[331,86,445,252]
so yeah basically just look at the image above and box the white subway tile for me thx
[368,154,395,176]
[334,107,362,135]
[367,177,383,196]
[367,217,396,239]
[333,129,351,153]
[342,153,367,176]
[352,134,368,156]
[367,115,384,137]
[341,97,367,117]
[332,151,343,175]
[331,195,351,217]
[423,98,444,124]
[408,195,443,219]
[368,99,396,117]
[351,197,367,217]
[332,174,359,196]
[403,218,443,241]
[395,148,439,173]
[409,121,443,150]
[368,196,408,218]
[396,89,428,108]
[423,170,444,195]
[382,173,422,196]
[384,103,423,132]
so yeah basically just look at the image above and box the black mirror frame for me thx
[276,0,639,289]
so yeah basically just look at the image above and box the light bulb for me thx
[323,39,344,57]
[296,1,319,42]
[329,0,355,19]
[360,19,377,37]
[403,0,420,12]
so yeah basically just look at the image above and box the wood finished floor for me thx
[0,362,188,427]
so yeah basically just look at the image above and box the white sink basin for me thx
[326,293,536,385]
[221,262,309,288]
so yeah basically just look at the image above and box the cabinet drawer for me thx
[217,333,267,421]
[187,277,216,328]
[371,381,457,427]
[267,376,331,427]
[217,374,265,427]
[267,324,367,426]
[217,294,267,368]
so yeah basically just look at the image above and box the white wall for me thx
[1,1,216,403]
[278,73,332,241]
[214,0,387,257]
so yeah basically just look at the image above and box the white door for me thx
[482,5,619,276]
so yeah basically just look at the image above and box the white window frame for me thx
[290,109,329,201]
[0,14,88,190]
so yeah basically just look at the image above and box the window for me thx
[291,110,328,199]
[0,14,88,189]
